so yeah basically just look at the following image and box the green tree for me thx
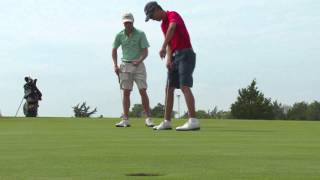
[272,101,286,120]
[208,106,218,118]
[151,103,165,118]
[129,104,144,117]
[307,101,320,120]
[196,110,211,119]
[231,79,274,119]
[216,110,233,119]
[73,102,97,118]
[207,107,233,119]
[287,102,308,120]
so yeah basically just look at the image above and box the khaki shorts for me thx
[119,62,147,90]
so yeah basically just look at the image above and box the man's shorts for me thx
[119,62,147,90]
[168,48,196,89]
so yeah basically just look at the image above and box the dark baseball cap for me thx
[144,1,159,22]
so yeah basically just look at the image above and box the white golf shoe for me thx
[153,120,172,130]
[145,117,155,127]
[115,120,131,127]
[176,118,200,131]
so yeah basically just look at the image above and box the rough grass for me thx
[0,117,319,180]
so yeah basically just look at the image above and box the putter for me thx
[117,71,124,118]
[164,60,174,121]
[154,57,174,130]
[164,77,170,121]
[15,96,24,117]
[156,70,173,130]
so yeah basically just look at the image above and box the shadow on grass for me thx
[126,173,164,177]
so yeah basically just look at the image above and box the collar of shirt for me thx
[124,28,137,37]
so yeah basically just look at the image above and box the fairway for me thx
[0,118,319,180]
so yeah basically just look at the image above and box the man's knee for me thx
[139,88,147,96]
[181,86,191,94]
[123,89,131,97]
[139,88,147,92]
[166,87,175,95]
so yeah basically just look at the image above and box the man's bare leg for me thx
[175,86,200,131]
[181,86,196,118]
[153,86,174,130]
[139,89,151,117]
[165,87,175,121]
[115,89,131,127]
[123,89,131,119]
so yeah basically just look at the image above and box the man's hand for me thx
[132,60,142,66]
[114,65,120,76]
[159,47,166,59]
[166,59,173,70]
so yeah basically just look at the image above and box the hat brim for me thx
[145,16,150,22]
[123,18,134,23]
[145,12,153,22]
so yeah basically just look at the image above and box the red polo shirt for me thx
[161,11,192,52]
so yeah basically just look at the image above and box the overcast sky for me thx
[0,0,319,117]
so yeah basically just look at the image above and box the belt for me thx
[172,48,193,57]
[122,60,133,63]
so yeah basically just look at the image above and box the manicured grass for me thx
[0,117,319,179]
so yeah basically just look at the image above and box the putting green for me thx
[0,117,319,179]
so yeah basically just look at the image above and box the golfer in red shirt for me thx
[145,1,200,131]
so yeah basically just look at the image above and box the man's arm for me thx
[112,48,120,75]
[166,44,173,70]
[160,22,176,58]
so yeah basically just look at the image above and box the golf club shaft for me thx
[15,96,24,117]
[164,77,170,120]
[117,74,124,118]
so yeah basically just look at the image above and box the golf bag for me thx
[23,77,42,117]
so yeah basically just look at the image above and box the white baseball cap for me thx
[122,13,134,23]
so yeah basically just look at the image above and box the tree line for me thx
[128,79,320,121]
[230,80,320,120]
